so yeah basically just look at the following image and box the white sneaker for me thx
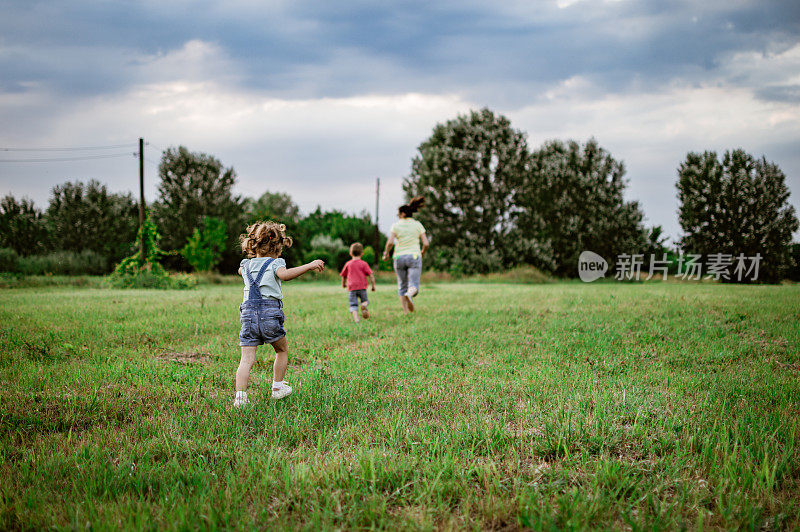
[233,397,249,408]
[272,382,293,400]
[406,286,418,298]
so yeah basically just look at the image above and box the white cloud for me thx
[2,36,799,242]
[721,43,800,90]
[0,73,473,232]
[132,40,241,85]
[509,79,800,242]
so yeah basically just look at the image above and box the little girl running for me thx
[234,221,324,407]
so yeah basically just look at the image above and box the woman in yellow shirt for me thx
[382,196,430,314]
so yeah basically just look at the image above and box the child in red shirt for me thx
[340,242,376,323]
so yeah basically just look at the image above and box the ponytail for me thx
[399,196,425,217]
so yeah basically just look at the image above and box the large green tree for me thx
[245,191,300,222]
[0,195,49,255]
[46,180,139,263]
[152,146,245,271]
[522,139,648,277]
[403,108,544,274]
[677,149,798,283]
[244,191,303,265]
[789,243,800,282]
[296,207,384,267]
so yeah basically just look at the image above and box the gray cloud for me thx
[1,0,799,240]
[756,85,800,103]
[2,0,798,102]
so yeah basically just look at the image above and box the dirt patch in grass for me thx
[775,361,800,374]
[18,340,69,363]
[737,329,789,354]
[1,386,163,439]
[155,352,213,364]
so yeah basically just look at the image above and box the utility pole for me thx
[139,137,145,260]
[374,177,380,266]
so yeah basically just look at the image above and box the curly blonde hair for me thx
[240,220,293,258]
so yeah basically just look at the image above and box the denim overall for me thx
[238,259,286,346]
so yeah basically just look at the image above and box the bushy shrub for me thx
[194,272,230,285]
[433,244,504,276]
[0,248,20,272]
[361,245,376,266]
[0,274,105,289]
[0,247,113,275]
[181,216,227,272]
[106,211,195,289]
[16,250,109,275]
[305,234,349,269]
[105,269,196,289]
[478,265,551,284]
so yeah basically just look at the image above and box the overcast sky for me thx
[1,0,798,241]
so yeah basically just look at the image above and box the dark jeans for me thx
[348,289,368,312]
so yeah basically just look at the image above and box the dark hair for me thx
[399,196,425,217]
[350,242,363,257]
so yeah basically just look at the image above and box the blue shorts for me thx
[238,299,286,346]
[348,289,368,312]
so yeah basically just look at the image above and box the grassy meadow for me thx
[1,279,799,529]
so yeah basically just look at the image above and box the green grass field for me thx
[1,280,799,530]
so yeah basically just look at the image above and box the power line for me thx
[144,141,168,153]
[0,143,138,152]
[144,157,161,168]
[0,152,136,163]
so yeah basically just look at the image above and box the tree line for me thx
[0,145,384,275]
[1,108,798,282]
[404,108,799,283]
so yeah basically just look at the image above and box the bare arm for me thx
[369,273,376,291]
[276,259,324,281]
[420,233,430,257]
[342,276,347,288]
[382,232,396,261]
